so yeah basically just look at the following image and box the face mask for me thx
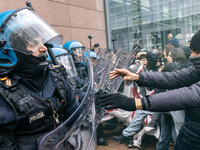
[13,52,49,78]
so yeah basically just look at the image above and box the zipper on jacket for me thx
[54,99,65,124]
[48,99,57,128]
[48,99,64,128]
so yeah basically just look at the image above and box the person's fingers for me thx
[98,96,114,103]
[97,97,109,104]
[109,74,119,79]
[98,94,113,99]
[114,68,126,74]
[118,68,131,76]
[109,70,118,74]
[114,68,122,72]
[109,70,119,79]
[99,100,113,107]
[109,68,132,80]
[124,76,132,81]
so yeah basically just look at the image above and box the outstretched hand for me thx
[97,93,136,111]
[109,68,139,81]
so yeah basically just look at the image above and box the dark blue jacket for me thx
[0,70,79,130]
[138,66,200,112]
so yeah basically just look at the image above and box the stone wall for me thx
[0,0,107,49]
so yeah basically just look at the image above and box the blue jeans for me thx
[123,110,156,137]
[156,114,176,150]
[170,110,185,136]
[174,120,200,150]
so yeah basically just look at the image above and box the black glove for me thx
[97,93,136,111]
[95,89,107,106]
[53,64,68,79]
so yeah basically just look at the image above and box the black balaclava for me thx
[13,51,49,90]
[13,51,48,79]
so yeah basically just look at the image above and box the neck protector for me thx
[13,52,49,78]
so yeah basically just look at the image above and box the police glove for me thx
[97,93,136,111]
[53,64,68,79]
[95,89,107,105]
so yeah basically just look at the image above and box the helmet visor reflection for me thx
[71,47,85,57]
[4,8,62,55]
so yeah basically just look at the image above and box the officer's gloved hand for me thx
[97,93,136,111]
[95,89,106,105]
[53,64,68,79]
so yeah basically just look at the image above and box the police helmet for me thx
[0,7,63,75]
[63,40,85,63]
[89,51,98,59]
[47,46,78,78]
[87,51,98,66]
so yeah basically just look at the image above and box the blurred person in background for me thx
[157,48,186,150]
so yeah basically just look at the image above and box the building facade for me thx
[105,0,200,52]
[0,0,107,50]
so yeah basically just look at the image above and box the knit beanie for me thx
[190,30,200,52]
[168,38,179,48]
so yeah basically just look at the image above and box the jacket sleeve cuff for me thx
[137,73,144,86]
[141,97,147,110]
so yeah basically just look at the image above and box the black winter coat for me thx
[138,66,200,112]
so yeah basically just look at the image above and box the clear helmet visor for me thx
[71,47,85,62]
[56,54,78,78]
[4,8,62,55]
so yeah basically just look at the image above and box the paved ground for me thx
[97,123,174,150]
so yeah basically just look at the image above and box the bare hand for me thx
[168,33,173,40]
[109,68,139,81]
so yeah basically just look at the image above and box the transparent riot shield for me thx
[94,45,141,125]
[93,49,113,92]
[93,49,123,125]
[103,45,141,93]
[37,55,96,150]
[56,53,78,79]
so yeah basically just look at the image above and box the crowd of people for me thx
[1,3,200,150]
[97,30,200,150]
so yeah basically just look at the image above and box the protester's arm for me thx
[98,81,200,112]
[109,68,140,81]
[110,66,199,90]
[141,81,200,112]
[138,66,199,89]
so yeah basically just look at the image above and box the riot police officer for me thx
[63,40,88,79]
[0,7,79,150]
